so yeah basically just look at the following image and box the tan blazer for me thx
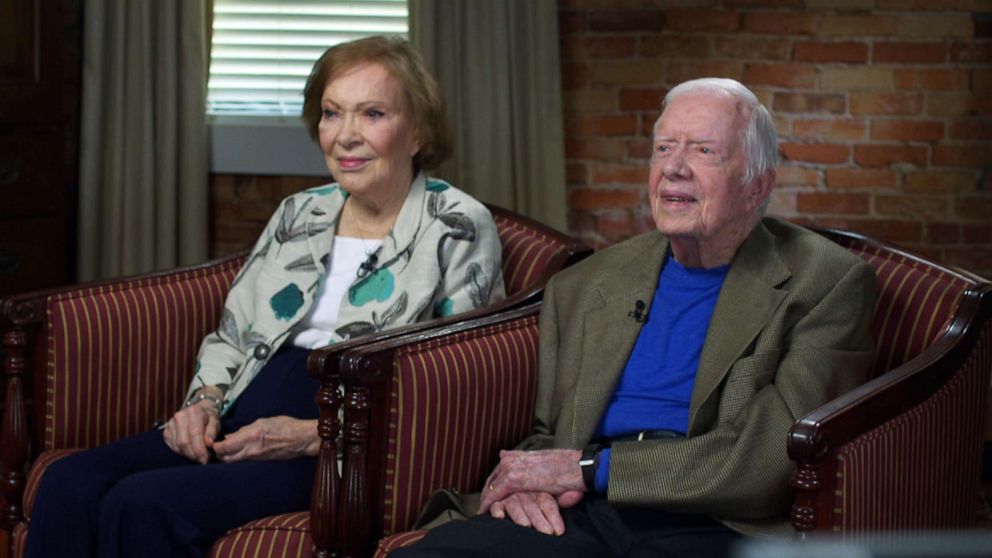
[521,217,877,536]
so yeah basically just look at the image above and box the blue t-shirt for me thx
[594,253,729,491]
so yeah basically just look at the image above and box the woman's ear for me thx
[409,124,422,158]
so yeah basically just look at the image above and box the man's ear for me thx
[747,169,776,212]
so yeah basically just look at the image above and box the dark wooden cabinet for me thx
[0,0,72,297]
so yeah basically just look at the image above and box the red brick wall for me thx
[560,0,992,279]
[211,0,991,278]
[210,175,328,257]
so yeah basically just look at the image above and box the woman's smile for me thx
[336,157,371,170]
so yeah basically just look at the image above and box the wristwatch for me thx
[578,444,601,491]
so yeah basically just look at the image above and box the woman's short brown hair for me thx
[302,35,453,171]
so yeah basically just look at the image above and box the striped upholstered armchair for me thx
[0,205,589,558]
[787,228,992,535]
[307,303,544,558]
[367,228,992,558]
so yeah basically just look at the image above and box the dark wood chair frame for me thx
[0,249,250,532]
[0,204,590,557]
[303,206,589,557]
[788,227,992,535]
[314,303,543,558]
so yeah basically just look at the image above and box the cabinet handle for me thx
[0,161,19,186]
[0,249,19,275]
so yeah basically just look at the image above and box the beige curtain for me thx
[410,0,567,231]
[78,0,210,281]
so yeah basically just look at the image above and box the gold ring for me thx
[489,484,495,491]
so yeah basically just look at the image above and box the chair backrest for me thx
[489,205,590,298]
[32,254,246,451]
[815,228,974,377]
[340,304,542,539]
[23,206,583,454]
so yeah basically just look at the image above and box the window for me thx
[208,0,409,117]
[207,0,408,175]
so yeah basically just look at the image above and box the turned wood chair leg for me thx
[1,328,29,532]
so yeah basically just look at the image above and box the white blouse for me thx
[291,236,382,349]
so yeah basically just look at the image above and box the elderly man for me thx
[393,78,878,558]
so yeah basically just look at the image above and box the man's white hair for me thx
[662,78,778,188]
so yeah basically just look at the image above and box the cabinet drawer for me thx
[0,128,65,218]
[0,216,69,297]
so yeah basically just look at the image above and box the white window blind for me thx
[208,0,408,117]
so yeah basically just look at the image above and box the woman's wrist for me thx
[184,387,225,412]
[303,419,320,456]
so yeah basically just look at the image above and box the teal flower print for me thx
[270,283,304,320]
[348,268,395,306]
[306,185,338,196]
[433,298,455,317]
[426,180,450,192]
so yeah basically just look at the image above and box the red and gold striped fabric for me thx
[41,257,244,451]
[208,511,313,558]
[493,213,567,296]
[21,449,82,520]
[835,239,968,376]
[379,314,540,536]
[374,530,428,557]
[832,320,992,534]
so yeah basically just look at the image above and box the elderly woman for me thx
[26,36,505,558]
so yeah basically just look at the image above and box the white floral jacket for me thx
[186,174,505,412]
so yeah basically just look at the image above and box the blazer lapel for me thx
[687,221,790,435]
[329,174,428,338]
[304,186,346,280]
[377,173,428,270]
[303,174,427,280]
[569,233,669,446]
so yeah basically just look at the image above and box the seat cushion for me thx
[209,511,313,558]
[375,530,429,558]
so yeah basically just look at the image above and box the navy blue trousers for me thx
[24,347,319,558]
